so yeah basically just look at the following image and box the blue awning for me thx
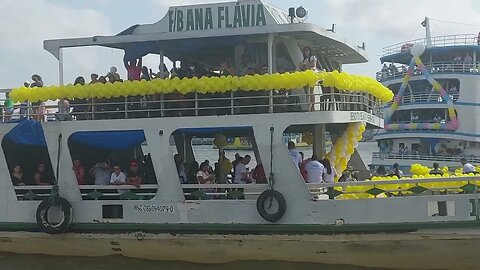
[4,120,47,146]
[69,130,146,150]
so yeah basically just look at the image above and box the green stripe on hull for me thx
[1,221,480,234]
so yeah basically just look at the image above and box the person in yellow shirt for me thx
[217,150,232,184]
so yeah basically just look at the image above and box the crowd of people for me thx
[10,157,154,187]
[288,141,337,184]
[4,47,325,122]
[379,51,478,81]
[10,163,55,186]
[174,151,267,186]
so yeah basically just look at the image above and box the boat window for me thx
[391,108,456,124]
[68,130,157,200]
[2,120,55,188]
[171,127,268,200]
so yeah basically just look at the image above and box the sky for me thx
[2,0,480,89]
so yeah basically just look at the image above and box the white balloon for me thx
[411,43,426,57]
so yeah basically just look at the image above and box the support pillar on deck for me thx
[267,33,274,113]
[313,124,326,158]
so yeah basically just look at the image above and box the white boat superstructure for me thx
[371,18,480,173]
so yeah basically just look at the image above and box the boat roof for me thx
[43,0,367,65]
[381,34,480,64]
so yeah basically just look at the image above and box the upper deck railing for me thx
[382,34,479,57]
[385,92,459,106]
[377,61,479,81]
[0,89,383,122]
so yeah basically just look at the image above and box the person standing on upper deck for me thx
[219,60,235,76]
[464,52,473,70]
[299,47,317,71]
[461,158,476,174]
[453,54,462,69]
[30,74,45,122]
[288,141,302,169]
[124,54,142,81]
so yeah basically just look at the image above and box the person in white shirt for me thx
[320,158,337,183]
[110,164,127,185]
[234,155,253,184]
[299,47,318,71]
[453,54,462,65]
[461,158,476,174]
[464,53,473,64]
[288,141,302,169]
[305,155,325,183]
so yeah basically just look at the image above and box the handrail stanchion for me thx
[269,89,274,113]
[194,92,198,116]
[91,99,95,120]
[474,180,479,221]
[230,91,234,115]
[160,94,165,117]
[124,97,128,119]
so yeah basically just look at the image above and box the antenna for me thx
[327,24,336,33]
[421,17,433,47]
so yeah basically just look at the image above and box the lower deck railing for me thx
[11,176,480,202]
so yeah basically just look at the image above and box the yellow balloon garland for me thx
[10,70,393,103]
[325,122,366,178]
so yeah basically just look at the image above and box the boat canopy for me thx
[43,0,367,65]
[4,120,47,146]
[69,130,146,150]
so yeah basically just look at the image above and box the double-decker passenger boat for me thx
[0,4,478,270]
[371,18,480,173]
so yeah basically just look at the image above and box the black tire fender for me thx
[256,189,286,222]
[36,196,73,234]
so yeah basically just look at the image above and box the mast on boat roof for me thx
[421,17,432,47]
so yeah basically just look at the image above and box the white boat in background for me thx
[0,4,478,270]
[371,17,480,173]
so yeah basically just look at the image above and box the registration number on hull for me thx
[134,205,175,213]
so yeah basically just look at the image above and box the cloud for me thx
[0,0,116,88]
[325,0,480,40]
[323,0,480,75]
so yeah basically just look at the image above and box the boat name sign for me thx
[350,112,377,125]
[134,204,175,213]
[168,3,269,32]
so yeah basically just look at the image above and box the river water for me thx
[0,253,386,270]
[0,143,382,269]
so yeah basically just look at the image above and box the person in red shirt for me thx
[124,55,142,81]
[299,152,308,181]
[72,160,85,185]
[252,162,267,184]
